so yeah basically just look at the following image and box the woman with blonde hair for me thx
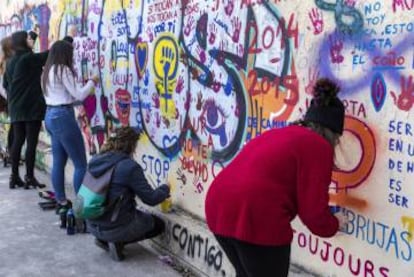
[0,36,14,168]
[0,36,14,89]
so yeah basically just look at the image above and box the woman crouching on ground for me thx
[87,127,170,261]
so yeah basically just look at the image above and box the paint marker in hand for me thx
[329,205,341,214]
[147,175,172,213]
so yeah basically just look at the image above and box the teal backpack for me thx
[73,163,122,220]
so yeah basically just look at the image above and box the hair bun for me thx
[305,78,345,134]
[313,78,340,106]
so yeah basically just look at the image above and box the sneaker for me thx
[9,175,25,189]
[108,242,125,261]
[24,176,46,189]
[38,190,55,201]
[94,239,109,251]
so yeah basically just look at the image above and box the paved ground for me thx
[0,163,315,277]
[0,166,182,277]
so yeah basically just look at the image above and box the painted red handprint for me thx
[209,23,217,45]
[391,75,414,111]
[152,93,160,108]
[145,111,150,123]
[155,112,161,128]
[308,8,324,35]
[305,67,320,95]
[329,34,344,64]
[184,16,195,37]
[176,168,187,185]
[196,46,207,63]
[344,0,356,7]
[176,76,184,94]
[231,17,242,43]
[225,0,235,16]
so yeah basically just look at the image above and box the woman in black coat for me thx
[3,30,48,189]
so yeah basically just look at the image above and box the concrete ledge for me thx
[144,206,235,277]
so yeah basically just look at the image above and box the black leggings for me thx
[7,124,13,152]
[10,121,41,178]
[215,235,291,277]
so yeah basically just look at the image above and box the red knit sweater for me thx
[205,126,339,246]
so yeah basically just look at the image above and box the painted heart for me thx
[162,135,180,159]
[135,41,148,78]
[115,89,131,126]
[83,95,97,121]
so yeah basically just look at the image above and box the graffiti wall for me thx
[1,0,414,275]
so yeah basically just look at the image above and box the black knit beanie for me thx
[304,78,345,135]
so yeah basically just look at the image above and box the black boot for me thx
[24,176,46,189]
[9,175,25,189]
[94,239,109,251]
[108,242,125,261]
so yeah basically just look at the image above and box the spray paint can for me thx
[66,209,75,235]
[160,197,172,213]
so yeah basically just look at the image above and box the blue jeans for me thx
[45,106,87,202]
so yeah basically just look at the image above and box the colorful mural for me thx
[1,0,413,276]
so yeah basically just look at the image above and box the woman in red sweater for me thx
[205,78,345,277]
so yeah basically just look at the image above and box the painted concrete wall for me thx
[1,0,414,276]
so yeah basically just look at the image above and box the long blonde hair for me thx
[0,36,14,75]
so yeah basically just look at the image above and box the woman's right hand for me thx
[88,75,99,95]
[334,211,349,233]
[91,75,100,85]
